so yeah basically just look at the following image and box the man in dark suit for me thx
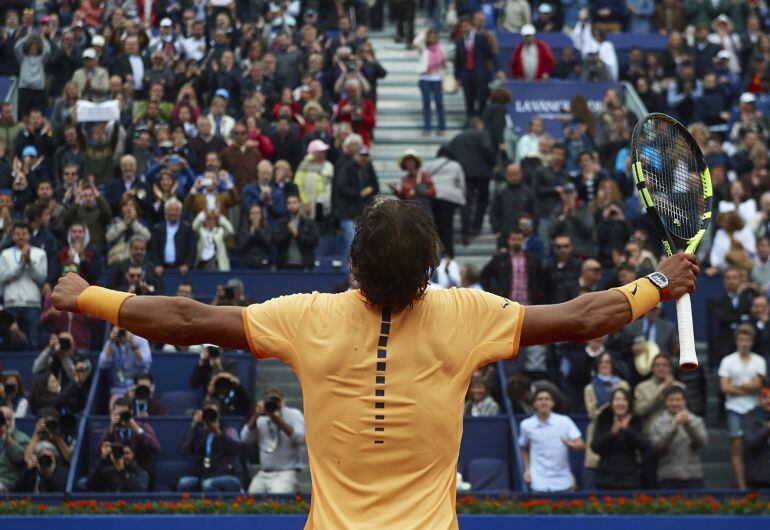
[453,17,500,119]
[148,198,197,277]
[109,35,149,97]
[447,117,496,242]
[710,267,756,368]
[104,154,151,214]
[480,229,545,305]
[749,293,770,362]
[543,234,583,304]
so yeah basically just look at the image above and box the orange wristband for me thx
[611,278,661,323]
[76,286,135,327]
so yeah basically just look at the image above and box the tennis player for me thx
[52,199,698,529]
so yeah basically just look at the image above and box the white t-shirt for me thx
[718,352,767,414]
[518,412,582,492]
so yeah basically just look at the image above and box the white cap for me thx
[82,48,97,59]
[538,3,553,13]
[716,50,731,61]
[92,35,105,47]
[740,92,756,104]
[521,24,536,37]
[160,17,173,27]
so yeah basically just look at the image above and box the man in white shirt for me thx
[518,387,585,492]
[125,36,145,93]
[0,222,47,349]
[719,324,767,490]
[241,388,306,494]
[179,20,207,62]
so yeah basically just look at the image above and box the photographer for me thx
[100,398,160,468]
[178,398,242,493]
[125,373,166,417]
[22,407,75,465]
[334,79,376,147]
[0,406,30,493]
[210,279,247,307]
[190,344,239,392]
[241,389,305,494]
[114,264,157,295]
[87,441,149,492]
[28,367,89,417]
[98,326,152,405]
[33,332,92,387]
[205,372,251,418]
[0,372,29,418]
[14,441,68,493]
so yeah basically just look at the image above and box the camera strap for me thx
[203,432,215,469]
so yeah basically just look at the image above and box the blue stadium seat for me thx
[160,391,199,416]
[467,458,511,491]
[152,459,198,492]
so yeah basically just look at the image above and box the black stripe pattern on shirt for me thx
[374,305,391,444]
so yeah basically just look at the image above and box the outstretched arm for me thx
[521,254,699,346]
[52,274,249,350]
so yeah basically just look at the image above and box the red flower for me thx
[182,492,191,501]
[144,502,152,510]
[37,504,46,512]
[117,500,127,508]
[232,503,241,509]
[19,499,28,507]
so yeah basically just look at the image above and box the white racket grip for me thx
[676,293,698,370]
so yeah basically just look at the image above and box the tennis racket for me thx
[630,113,712,370]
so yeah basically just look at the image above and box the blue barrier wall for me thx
[495,31,668,73]
[504,80,620,136]
[160,269,347,299]
[8,515,770,530]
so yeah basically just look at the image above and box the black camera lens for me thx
[134,384,151,400]
[223,287,234,299]
[208,346,221,358]
[264,397,280,414]
[44,417,59,432]
[214,377,233,396]
[58,337,72,351]
[4,383,16,396]
[0,413,6,427]
[116,329,127,340]
[119,410,132,423]
[202,408,218,423]
[37,454,53,469]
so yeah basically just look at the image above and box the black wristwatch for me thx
[646,272,670,301]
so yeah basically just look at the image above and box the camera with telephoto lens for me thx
[44,416,59,433]
[207,346,221,359]
[264,396,280,414]
[119,410,132,423]
[58,337,72,352]
[0,413,5,428]
[223,287,234,300]
[4,383,16,396]
[213,377,234,399]
[116,328,127,341]
[134,384,151,401]
[37,454,54,470]
[202,407,218,424]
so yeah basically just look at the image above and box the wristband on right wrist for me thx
[611,277,661,323]
[76,286,135,327]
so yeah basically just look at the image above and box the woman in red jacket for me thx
[390,149,435,211]
[335,80,376,146]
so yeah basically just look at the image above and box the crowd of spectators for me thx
[4,0,770,498]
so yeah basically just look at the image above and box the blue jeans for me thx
[177,475,242,493]
[418,79,445,132]
[340,219,356,268]
[6,306,41,350]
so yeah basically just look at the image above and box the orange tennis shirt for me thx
[242,288,525,530]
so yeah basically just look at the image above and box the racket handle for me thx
[676,293,698,370]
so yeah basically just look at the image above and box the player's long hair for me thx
[350,198,441,313]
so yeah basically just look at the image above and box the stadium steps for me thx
[369,33,497,268]
[700,367,734,488]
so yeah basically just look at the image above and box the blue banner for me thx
[504,81,621,137]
